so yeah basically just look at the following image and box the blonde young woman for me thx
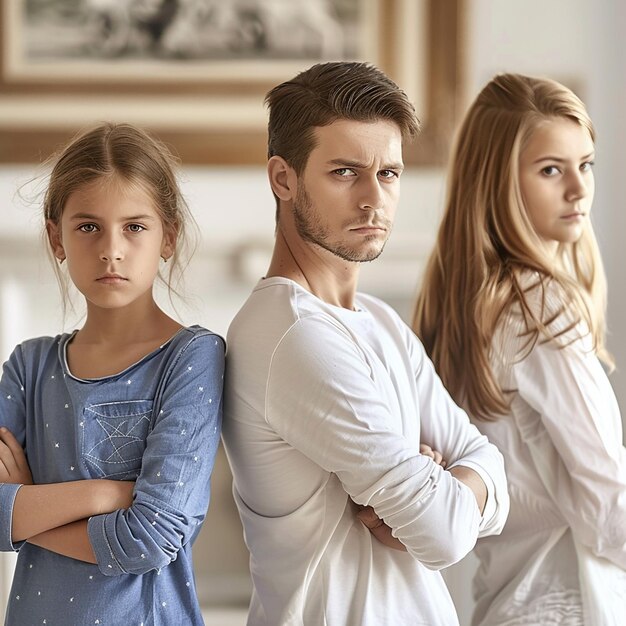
[414,73,626,625]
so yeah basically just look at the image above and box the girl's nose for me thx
[565,171,588,202]
[99,235,124,262]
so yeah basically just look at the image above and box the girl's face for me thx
[47,176,175,312]
[519,117,595,255]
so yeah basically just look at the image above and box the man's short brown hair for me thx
[265,61,420,174]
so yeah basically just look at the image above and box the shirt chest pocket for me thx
[81,400,153,479]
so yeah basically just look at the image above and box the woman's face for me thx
[519,117,595,254]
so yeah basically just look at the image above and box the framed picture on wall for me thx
[0,0,465,166]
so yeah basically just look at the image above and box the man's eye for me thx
[379,170,399,179]
[78,224,97,233]
[127,224,145,233]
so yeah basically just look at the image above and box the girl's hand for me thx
[0,427,33,485]
[420,443,447,468]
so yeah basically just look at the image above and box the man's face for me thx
[292,119,404,263]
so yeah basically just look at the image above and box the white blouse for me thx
[471,278,626,626]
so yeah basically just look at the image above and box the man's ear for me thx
[267,156,297,202]
[46,220,65,261]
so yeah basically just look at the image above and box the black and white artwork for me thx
[20,0,361,64]
[2,0,456,167]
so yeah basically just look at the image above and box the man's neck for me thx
[266,228,360,310]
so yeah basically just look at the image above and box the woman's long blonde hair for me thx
[413,73,612,420]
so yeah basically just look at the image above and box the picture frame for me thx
[0,0,465,166]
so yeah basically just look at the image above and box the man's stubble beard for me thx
[292,185,391,263]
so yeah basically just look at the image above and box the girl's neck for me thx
[66,298,183,379]
[76,297,182,347]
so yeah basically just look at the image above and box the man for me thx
[222,61,509,625]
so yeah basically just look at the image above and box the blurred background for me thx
[0,1,624,624]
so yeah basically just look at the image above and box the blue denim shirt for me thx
[0,325,224,625]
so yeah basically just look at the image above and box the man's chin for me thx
[332,247,385,263]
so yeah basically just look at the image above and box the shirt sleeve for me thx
[87,333,225,576]
[265,315,506,570]
[0,345,27,552]
[407,330,509,538]
[512,332,626,569]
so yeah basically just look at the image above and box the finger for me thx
[433,450,443,466]
[356,506,383,529]
[0,428,27,473]
[0,428,25,461]
[0,439,16,471]
[367,524,407,552]
[419,444,435,459]
[0,456,12,481]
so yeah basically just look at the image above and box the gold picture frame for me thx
[0,0,464,166]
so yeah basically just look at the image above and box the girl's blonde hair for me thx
[43,122,195,314]
[413,73,611,420]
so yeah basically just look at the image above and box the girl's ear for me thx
[160,224,177,261]
[267,155,297,202]
[46,220,65,261]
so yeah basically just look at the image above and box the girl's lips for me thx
[96,275,127,284]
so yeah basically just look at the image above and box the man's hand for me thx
[0,427,33,485]
[356,505,407,551]
[357,443,448,551]
[420,443,447,468]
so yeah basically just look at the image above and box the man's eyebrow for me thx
[326,159,404,169]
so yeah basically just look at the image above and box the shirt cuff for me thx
[87,513,125,576]
[0,483,25,551]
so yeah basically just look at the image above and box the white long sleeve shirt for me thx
[223,278,509,626]
[471,277,626,626]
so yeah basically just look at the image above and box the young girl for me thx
[414,74,626,625]
[0,123,225,625]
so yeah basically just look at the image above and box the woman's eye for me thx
[541,166,560,176]
[127,224,145,233]
[580,161,595,172]
[78,224,97,233]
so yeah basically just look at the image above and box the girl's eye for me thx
[541,166,560,176]
[78,223,97,233]
[580,161,595,172]
[127,224,145,233]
